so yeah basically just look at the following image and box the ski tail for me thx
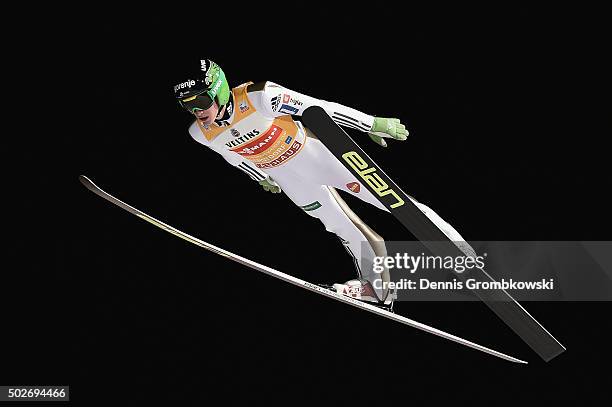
[79,175,527,364]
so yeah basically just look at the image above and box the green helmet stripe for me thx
[205,62,230,106]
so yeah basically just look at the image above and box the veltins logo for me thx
[342,151,405,209]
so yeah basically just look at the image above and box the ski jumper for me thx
[188,81,465,300]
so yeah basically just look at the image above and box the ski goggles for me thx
[179,94,215,113]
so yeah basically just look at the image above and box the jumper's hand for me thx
[368,117,408,147]
[259,176,282,193]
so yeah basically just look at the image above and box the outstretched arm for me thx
[252,81,408,147]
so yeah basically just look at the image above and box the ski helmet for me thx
[174,59,230,112]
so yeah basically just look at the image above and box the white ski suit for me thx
[188,81,464,301]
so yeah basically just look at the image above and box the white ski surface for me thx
[79,175,527,364]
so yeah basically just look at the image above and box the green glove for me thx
[258,176,282,193]
[368,117,408,147]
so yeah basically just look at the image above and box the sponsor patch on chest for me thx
[224,129,261,148]
[230,125,283,156]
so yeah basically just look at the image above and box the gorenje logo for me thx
[342,151,405,209]
[174,80,196,93]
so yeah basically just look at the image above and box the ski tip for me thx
[79,175,94,188]
[79,175,101,195]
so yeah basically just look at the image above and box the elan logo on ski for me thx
[343,152,404,208]
[346,182,361,193]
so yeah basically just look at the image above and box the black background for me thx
[4,7,611,405]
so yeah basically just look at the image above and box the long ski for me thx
[301,106,565,361]
[80,175,527,364]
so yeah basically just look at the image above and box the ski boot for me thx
[320,279,396,312]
